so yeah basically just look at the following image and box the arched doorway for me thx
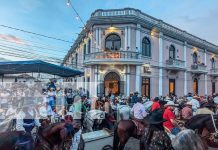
[104,72,120,96]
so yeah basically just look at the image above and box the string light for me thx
[75,16,79,20]
[66,0,70,6]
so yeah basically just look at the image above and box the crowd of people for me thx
[1,80,218,149]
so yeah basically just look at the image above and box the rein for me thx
[211,114,218,134]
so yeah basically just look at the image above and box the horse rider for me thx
[16,99,41,133]
[143,109,174,150]
[130,91,139,107]
[181,101,193,120]
[190,95,200,115]
[163,101,180,135]
[151,97,161,112]
[131,97,148,124]
[196,103,215,115]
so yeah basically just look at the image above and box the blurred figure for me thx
[143,110,173,150]
[181,102,193,120]
[172,129,206,150]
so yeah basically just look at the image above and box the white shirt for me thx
[190,98,200,111]
[131,102,147,119]
[214,96,218,104]
[16,109,41,131]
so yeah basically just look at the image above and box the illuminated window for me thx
[193,78,198,94]
[169,45,176,59]
[105,34,121,50]
[169,79,175,95]
[141,78,150,98]
[142,37,151,57]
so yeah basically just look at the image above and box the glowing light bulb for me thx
[66,0,70,6]
[75,16,79,20]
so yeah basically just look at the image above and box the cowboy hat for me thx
[164,101,178,107]
[146,110,166,124]
[193,95,199,99]
[185,101,192,106]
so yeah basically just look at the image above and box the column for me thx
[136,24,141,52]
[89,67,93,97]
[84,68,88,93]
[125,27,128,50]
[95,28,99,53]
[135,65,141,93]
[94,66,98,97]
[128,26,131,48]
[204,49,208,95]
[184,42,187,95]
[158,32,163,96]
[126,65,130,95]
[98,28,102,51]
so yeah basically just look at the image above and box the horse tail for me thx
[113,122,119,150]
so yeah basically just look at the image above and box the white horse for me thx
[83,109,105,132]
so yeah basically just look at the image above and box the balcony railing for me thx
[210,68,218,76]
[191,64,207,73]
[166,59,186,70]
[84,51,143,64]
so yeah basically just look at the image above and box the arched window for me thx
[211,57,215,69]
[105,34,121,50]
[193,52,198,64]
[169,45,176,59]
[142,37,151,57]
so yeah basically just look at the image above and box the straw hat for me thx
[164,101,178,107]
[185,102,192,106]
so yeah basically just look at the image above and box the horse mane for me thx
[185,114,211,129]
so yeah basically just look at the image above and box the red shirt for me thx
[151,101,160,111]
[163,107,175,131]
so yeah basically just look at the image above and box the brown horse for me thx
[0,131,35,150]
[185,114,218,148]
[113,119,149,150]
[35,122,74,150]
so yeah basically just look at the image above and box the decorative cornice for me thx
[63,8,218,63]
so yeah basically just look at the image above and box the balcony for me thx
[84,51,144,65]
[166,59,186,70]
[191,64,207,74]
[209,68,218,77]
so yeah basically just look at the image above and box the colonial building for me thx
[63,8,218,98]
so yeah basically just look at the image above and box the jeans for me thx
[171,127,180,135]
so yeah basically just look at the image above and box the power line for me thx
[0,24,74,43]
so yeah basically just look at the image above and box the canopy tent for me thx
[0,60,83,77]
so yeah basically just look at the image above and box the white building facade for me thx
[63,8,218,98]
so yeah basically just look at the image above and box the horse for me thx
[113,118,149,150]
[185,114,218,148]
[83,109,105,132]
[0,131,35,150]
[35,122,74,150]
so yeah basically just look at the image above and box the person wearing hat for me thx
[151,97,161,112]
[190,95,200,115]
[163,101,180,135]
[213,93,218,104]
[143,109,174,150]
[196,103,214,115]
[181,102,193,120]
[130,91,139,107]
[131,97,147,122]
[16,99,41,133]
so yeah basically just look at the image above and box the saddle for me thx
[132,119,145,136]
